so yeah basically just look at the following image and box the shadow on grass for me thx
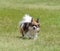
[16,36,31,40]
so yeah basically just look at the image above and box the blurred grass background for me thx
[0,0,60,51]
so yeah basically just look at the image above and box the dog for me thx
[19,14,40,39]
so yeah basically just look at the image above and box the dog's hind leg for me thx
[20,27,25,37]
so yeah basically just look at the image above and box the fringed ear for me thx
[31,18,33,22]
[36,18,39,23]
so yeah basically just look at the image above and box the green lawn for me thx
[0,0,60,51]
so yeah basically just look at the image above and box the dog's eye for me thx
[38,24,40,27]
[35,24,40,27]
[38,25,40,27]
[32,25,37,27]
[33,25,37,26]
[31,25,34,26]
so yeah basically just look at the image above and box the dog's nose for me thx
[33,27,35,30]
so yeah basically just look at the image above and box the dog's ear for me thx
[36,18,39,23]
[31,18,34,22]
[31,18,33,22]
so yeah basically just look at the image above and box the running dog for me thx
[19,14,40,39]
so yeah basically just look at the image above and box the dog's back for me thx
[19,14,32,37]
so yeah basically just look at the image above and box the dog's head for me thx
[29,18,40,33]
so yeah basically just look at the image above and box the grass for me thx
[0,0,60,51]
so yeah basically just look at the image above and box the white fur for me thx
[19,14,32,28]
[26,31,38,40]
[20,14,32,24]
[27,27,38,39]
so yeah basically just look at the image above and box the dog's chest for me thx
[28,27,37,34]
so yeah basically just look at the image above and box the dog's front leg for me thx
[33,33,38,40]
